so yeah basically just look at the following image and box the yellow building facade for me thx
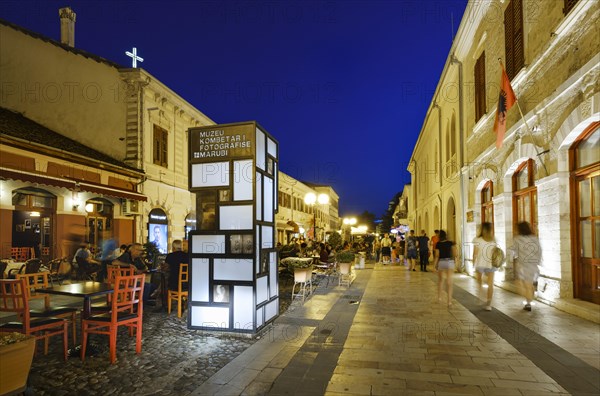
[409,0,599,312]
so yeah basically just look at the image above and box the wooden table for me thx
[38,281,113,319]
[38,282,114,357]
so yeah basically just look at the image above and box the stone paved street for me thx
[5,261,600,395]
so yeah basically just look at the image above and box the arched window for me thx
[481,181,494,227]
[185,212,197,240]
[512,159,537,233]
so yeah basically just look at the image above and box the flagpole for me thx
[497,58,548,176]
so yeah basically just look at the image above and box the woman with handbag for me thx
[513,222,541,311]
[472,222,498,311]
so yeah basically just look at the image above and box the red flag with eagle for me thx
[493,64,517,148]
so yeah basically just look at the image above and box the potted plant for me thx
[0,332,36,395]
[336,251,355,270]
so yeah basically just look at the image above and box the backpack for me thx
[491,246,505,268]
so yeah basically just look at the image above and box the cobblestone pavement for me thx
[22,271,308,395]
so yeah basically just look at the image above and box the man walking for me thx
[418,230,430,272]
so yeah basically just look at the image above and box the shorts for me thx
[381,247,391,256]
[438,258,455,270]
[406,249,417,259]
[476,267,497,274]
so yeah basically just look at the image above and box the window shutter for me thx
[475,52,486,121]
[161,129,168,167]
[153,125,160,165]
[564,0,579,14]
[504,2,514,79]
[513,0,524,76]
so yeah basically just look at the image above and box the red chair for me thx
[0,278,69,360]
[91,265,136,312]
[81,274,145,364]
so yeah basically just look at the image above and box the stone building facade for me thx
[0,9,214,258]
[409,0,599,310]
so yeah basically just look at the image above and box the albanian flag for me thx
[493,64,517,148]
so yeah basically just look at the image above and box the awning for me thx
[286,220,300,233]
[0,167,147,201]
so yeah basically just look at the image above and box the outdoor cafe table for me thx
[37,281,114,357]
[38,281,113,319]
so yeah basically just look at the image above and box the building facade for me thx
[0,9,214,258]
[409,0,599,309]
[276,171,339,244]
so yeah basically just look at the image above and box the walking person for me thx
[380,233,392,264]
[473,222,498,311]
[513,222,541,311]
[431,230,440,271]
[399,236,406,266]
[373,238,381,263]
[418,230,430,272]
[434,230,457,307]
[406,230,418,271]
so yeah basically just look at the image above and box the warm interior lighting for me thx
[85,203,94,213]
[299,227,305,234]
[30,211,41,217]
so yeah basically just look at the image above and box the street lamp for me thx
[342,217,357,242]
[305,192,329,241]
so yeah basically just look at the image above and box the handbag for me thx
[491,246,505,268]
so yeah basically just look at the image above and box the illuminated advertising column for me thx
[187,122,279,333]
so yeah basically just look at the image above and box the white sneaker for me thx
[484,305,492,311]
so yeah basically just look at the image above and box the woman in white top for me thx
[472,223,497,311]
[513,222,541,311]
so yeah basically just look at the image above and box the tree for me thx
[357,211,376,232]
[328,231,342,251]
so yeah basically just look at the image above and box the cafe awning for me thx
[1,167,147,201]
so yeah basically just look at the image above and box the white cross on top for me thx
[125,47,144,68]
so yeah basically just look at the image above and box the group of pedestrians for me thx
[375,222,542,312]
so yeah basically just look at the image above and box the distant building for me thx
[276,172,339,244]
[408,1,599,310]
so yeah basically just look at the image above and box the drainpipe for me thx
[451,54,467,270]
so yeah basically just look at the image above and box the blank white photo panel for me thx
[267,137,277,157]
[192,235,225,254]
[214,259,253,281]
[234,160,253,201]
[219,205,253,229]
[256,307,264,328]
[265,300,278,321]
[256,276,268,303]
[191,258,209,302]
[255,173,262,220]
[190,306,229,328]
[191,162,229,187]
[269,252,278,297]
[261,226,273,249]
[255,127,265,170]
[233,286,254,329]
[263,176,273,222]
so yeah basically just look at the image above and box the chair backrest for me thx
[178,263,188,293]
[111,274,145,319]
[106,265,135,284]
[0,278,29,315]
[24,259,42,274]
[0,261,7,279]
[16,272,49,300]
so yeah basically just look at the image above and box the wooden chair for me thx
[0,260,7,279]
[81,274,145,364]
[167,263,188,318]
[46,257,70,286]
[7,258,42,279]
[0,278,69,360]
[90,265,136,314]
[16,272,78,344]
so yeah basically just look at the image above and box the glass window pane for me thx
[517,167,528,190]
[577,127,600,168]
[581,220,592,258]
[524,195,531,223]
[593,175,600,217]
[580,178,591,217]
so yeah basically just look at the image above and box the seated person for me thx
[73,241,101,276]
[319,243,330,264]
[164,239,188,291]
[112,243,157,304]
